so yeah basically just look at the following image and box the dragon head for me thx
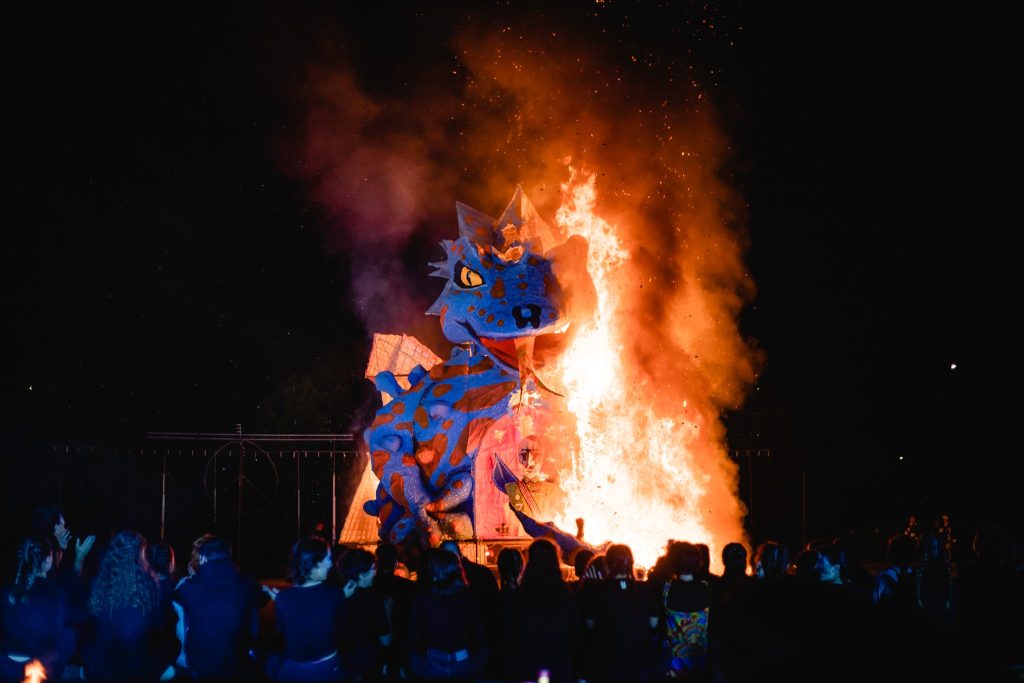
[427,186,594,372]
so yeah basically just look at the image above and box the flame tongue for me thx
[515,336,562,397]
[23,660,46,683]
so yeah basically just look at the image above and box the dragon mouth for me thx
[457,321,570,371]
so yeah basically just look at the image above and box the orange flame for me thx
[548,167,746,570]
[22,660,46,683]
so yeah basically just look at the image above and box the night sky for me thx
[3,2,1014,546]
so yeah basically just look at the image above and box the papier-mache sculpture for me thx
[362,186,595,548]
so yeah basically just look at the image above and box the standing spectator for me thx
[266,536,343,682]
[502,539,581,683]
[915,530,956,631]
[0,534,74,682]
[438,541,499,677]
[147,542,177,618]
[373,542,415,682]
[934,513,958,564]
[580,544,659,683]
[84,529,176,681]
[496,548,524,593]
[337,548,389,682]
[172,535,269,681]
[406,550,488,682]
[660,541,710,680]
[568,549,595,594]
[904,514,921,541]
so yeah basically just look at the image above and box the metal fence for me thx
[2,432,363,578]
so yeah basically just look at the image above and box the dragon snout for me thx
[512,304,543,329]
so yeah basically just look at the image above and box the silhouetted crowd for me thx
[2,506,1022,682]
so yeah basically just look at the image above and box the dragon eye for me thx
[455,261,484,288]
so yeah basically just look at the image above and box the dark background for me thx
[2,2,1015,570]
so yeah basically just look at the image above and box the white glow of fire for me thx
[23,660,46,683]
[550,168,713,568]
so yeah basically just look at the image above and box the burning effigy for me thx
[362,186,595,553]
[352,170,753,571]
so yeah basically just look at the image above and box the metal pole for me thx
[331,451,337,544]
[161,451,167,540]
[801,468,807,550]
[212,449,217,526]
[296,451,302,538]
[236,424,244,564]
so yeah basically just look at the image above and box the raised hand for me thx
[75,535,96,559]
[72,535,96,575]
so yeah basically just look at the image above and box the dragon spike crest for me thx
[455,186,559,262]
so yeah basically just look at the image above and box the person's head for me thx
[196,536,232,565]
[338,547,376,589]
[290,536,332,585]
[753,540,790,579]
[605,544,634,579]
[148,541,175,579]
[9,534,55,604]
[497,547,524,590]
[430,549,468,595]
[794,549,824,582]
[188,533,217,575]
[375,542,400,574]
[722,542,748,576]
[907,514,918,527]
[670,541,703,578]
[572,548,595,580]
[518,435,545,479]
[89,529,159,618]
[439,539,463,558]
[522,539,563,591]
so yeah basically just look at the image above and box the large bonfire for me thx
[545,168,749,570]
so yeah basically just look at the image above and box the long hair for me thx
[497,547,524,590]
[9,534,53,605]
[605,544,634,579]
[89,530,159,618]
[289,536,329,585]
[148,541,175,579]
[430,549,468,596]
[521,539,566,601]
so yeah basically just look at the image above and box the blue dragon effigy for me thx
[363,187,594,547]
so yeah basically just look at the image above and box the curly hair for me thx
[9,534,53,605]
[88,530,159,618]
